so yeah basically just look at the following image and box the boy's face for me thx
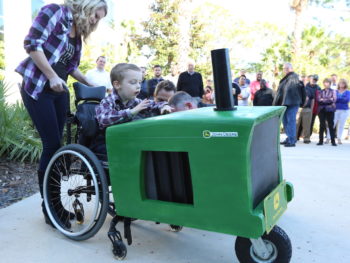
[114,70,142,102]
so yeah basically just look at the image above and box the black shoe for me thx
[331,142,337,146]
[42,202,72,229]
[284,143,296,147]
[316,142,323,145]
[280,140,288,145]
[304,140,311,144]
[57,206,75,220]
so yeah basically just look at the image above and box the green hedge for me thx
[0,79,41,163]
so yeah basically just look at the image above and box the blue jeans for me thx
[21,88,69,173]
[283,105,299,144]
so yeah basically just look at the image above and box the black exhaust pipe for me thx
[211,48,235,111]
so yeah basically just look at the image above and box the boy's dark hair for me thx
[153,65,162,69]
[168,91,195,107]
[110,63,141,84]
[154,80,176,97]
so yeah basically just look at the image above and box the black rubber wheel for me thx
[112,240,127,260]
[235,226,292,263]
[169,225,183,232]
[43,144,109,241]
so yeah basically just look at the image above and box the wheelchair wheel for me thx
[43,144,109,241]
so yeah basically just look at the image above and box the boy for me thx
[95,63,171,129]
[93,63,171,155]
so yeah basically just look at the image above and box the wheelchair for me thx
[42,83,180,259]
[41,49,294,262]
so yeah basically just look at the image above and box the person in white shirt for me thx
[86,56,112,93]
[237,75,250,106]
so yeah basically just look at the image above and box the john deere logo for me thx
[202,130,238,139]
[274,192,280,210]
[203,130,212,138]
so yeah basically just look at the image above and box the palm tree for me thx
[290,0,309,64]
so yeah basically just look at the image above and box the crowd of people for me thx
[87,56,350,148]
[15,0,349,228]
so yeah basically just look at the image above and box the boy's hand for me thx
[130,99,150,116]
[161,105,173,115]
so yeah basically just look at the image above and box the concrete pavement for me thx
[0,138,349,263]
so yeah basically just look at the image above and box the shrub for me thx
[0,79,41,162]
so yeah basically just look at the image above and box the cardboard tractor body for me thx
[106,105,294,239]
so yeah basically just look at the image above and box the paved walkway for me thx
[0,138,349,263]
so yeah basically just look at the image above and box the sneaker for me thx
[331,142,337,146]
[303,140,311,144]
[316,142,323,146]
[280,140,288,145]
[284,143,296,147]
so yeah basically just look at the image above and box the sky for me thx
[117,0,348,35]
[18,0,349,67]
[114,0,348,66]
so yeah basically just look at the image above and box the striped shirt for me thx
[15,4,82,100]
[95,89,166,129]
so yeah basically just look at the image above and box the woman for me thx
[237,75,250,106]
[333,79,350,144]
[15,0,107,227]
[317,78,337,146]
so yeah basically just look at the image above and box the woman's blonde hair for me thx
[338,78,348,90]
[64,0,108,41]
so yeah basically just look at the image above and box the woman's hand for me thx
[49,76,67,92]
[130,100,150,116]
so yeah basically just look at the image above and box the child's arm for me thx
[95,96,135,128]
[147,100,172,115]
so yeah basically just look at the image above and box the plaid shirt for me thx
[95,89,166,129]
[15,4,82,100]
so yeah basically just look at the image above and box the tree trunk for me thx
[291,0,308,64]
[177,0,193,72]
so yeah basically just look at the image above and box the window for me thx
[144,151,194,205]
[31,0,45,20]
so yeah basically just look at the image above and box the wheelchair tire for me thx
[43,144,109,241]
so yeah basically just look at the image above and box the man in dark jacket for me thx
[177,61,204,98]
[273,63,306,147]
[137,66,148,99]
[307,75,321,136]
[253,79,274,106]
[232,82,241,106]
[147,65,164,99]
